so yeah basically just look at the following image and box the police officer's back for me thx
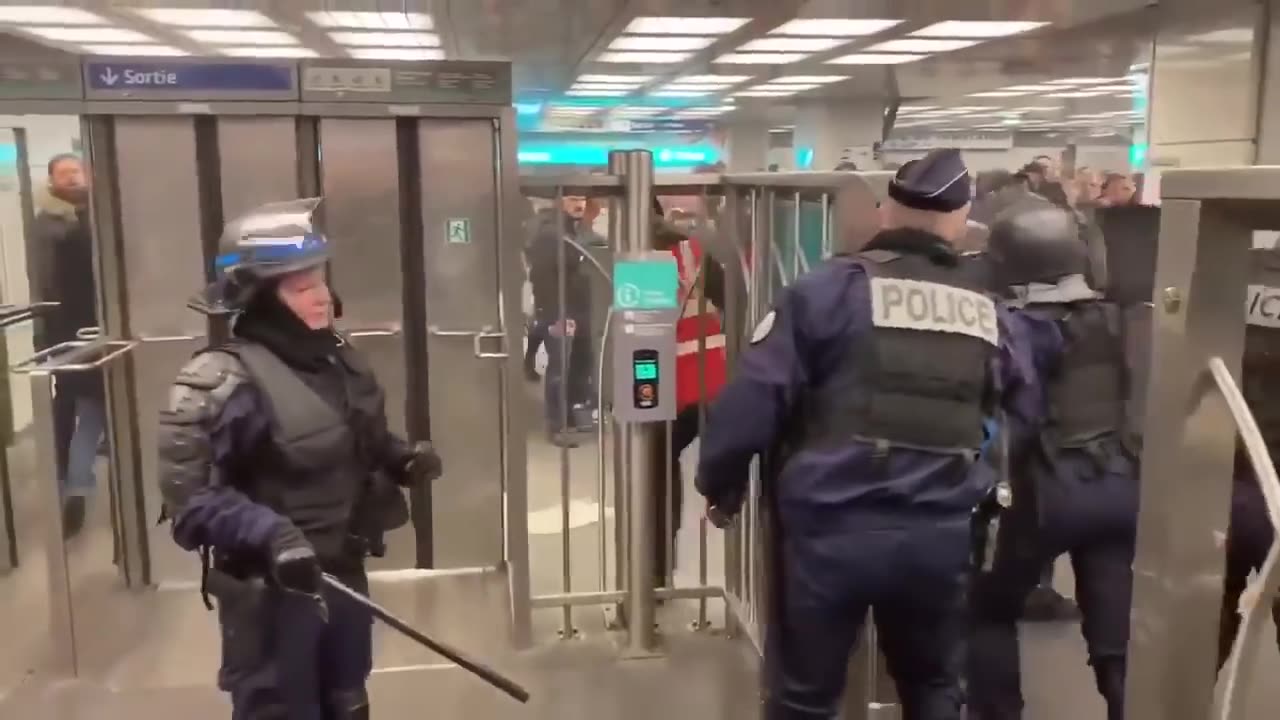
[157,198,442,720]
[696,150,1055,720]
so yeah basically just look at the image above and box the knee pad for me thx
[330,687,370,720]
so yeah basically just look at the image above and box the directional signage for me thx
[300,60,512,105]
[624,119,714,134]
[0,60,82,100]
[84,59,297,101]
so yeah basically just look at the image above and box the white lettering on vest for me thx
[1246,284,1280,328]
[871,277,998,346]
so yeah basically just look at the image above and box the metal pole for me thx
[607,151,629,625]
[33,371,75,675]
[621,149,658,655]
[553,185,575,639]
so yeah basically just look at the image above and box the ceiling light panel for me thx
[222,46,318,58]
[828,53,927,64]
[866,38,978,53]
[83,44,188,56]
[349,48,445,61]
[734,90,794,97]
[1003,84,1061,91]
[574,83,643,90]
[897,106,938,112]
[757,84,821,91]
[610,35,716,51]
[597,51,691,63]
[567,89,630,97]
[651,90,711,97]
[623,17,750,35]
[186,30,299,45]
[1046,77,1119,84]
[579,74,652,83]
[0,6,104,24]
[716,52,809,64]
[911,21,1048,38]
[771,19,903,36]
[135,8,276,27]
[738,37,847,52]
[26,27,155,43]
[308,11,432,29]
[330,31,440,47]
[663,83,732,91]
[969,91,1031,97]
[679,74,752,83]
[775,75,848,83]
[1045,91,1109,98]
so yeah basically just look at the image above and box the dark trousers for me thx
[765,520,971,720]
[1219,478,1280,668]
[967,458,1136,720]
[220,570,373,720]
[651,405,701,585]
[53,384,75,486]
[524,318,546,369]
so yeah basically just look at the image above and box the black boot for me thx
[1022,585,1081,621]
[62,496,86,539]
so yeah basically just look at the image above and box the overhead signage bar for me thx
[83,58,297,101]
[300,60,512,105]
[0,60,83,101]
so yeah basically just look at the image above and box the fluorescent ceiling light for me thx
[614,108,663,114]
[1045,91,1109,98]
[867,38,978,52]
[222,46,317,58]
[757,84,821,92]
[663,83,732,91]
[25,27,153,43]
[1093,85,1139,92]
[0,6,103,24]
[349,48,445,60]
[1016,105,1064,112]
[186,30,299,45]
[828,53,926,64]
[308,11,432,29]
[775,75,848,83]
[679,74,752,83]
[949,106,996,111]
[567,89,630,97]
[330,31,440,47]
[597,51,692,63]
[715,52,809,64]
[651,90,711,97]
[610,35,716,51]
[738,37,847,52]
[969,91,1031,97]
[573,83,642,90]
[1003,84,1060,91]
[82,44,188,56]
[897,105,938,112]
[1046,77,1119,84]
[911,21,1048,38]
[771,19,903,36]
[578,74,652,83]
[734,90,794,97]
[623,17,750,35]
[134,8,275,27]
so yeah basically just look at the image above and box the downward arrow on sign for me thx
[100,68,119,86]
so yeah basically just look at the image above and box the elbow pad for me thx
[157,350,248,515]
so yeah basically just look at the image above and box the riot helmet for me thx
[987,196,1088,288]
[206,197,328,310]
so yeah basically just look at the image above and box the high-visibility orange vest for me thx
[672,237,728,411]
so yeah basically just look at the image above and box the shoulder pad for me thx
[164,351,249,425]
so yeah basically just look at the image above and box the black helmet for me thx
[987,196,1088,287]
[206,197,328,310]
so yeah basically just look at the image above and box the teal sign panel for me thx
[445,217,471,244]
[614,259,679,310]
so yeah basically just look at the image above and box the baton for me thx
[322,574,531,703]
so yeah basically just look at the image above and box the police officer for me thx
[157,198,443,720]
[1218,248,1280,668]
[697,150,1058,720]
[967,196,1139,720]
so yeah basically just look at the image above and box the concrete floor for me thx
[3,370,1280,718]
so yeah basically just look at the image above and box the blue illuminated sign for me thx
[517,143,719,167]
[795,146,814,170]
[0,144,16,166]
[86,61,293,92]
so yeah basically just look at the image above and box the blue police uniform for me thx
[697,150,1061,720]
[159,199,441,720]
[966,197,1140,720]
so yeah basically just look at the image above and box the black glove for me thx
[270,525,321,595]
[401,441,443,485]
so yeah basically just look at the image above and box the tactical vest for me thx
[796,249,998,454]
[1241,250,1280,471]
[1036,302,1126,448]
[224,340,377,560]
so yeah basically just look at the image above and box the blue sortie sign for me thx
[86,62,293,92]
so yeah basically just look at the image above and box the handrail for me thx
[11,338,138,374]
[1208,356,1280,720]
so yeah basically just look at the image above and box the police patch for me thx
[1246,285,1280,328]
[751,311,776,344]
[870,277,999,346]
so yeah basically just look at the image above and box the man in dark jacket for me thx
[30,153,102,537]
[526,195,599,446]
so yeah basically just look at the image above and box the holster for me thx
[347,472,409,559]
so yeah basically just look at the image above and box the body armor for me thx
[1038,302,1127,449]
[795,249,997,454]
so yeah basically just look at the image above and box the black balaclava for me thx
[233,279,340,371]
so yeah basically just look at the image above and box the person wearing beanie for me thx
[695,149,1063,720]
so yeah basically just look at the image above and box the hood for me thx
[36,188,79,221]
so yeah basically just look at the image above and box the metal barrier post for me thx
[0,305,39,572]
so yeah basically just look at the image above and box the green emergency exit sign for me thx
[446,218,471,245]
[614,258,679,310]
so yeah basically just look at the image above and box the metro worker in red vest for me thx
[649,198,729,585]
